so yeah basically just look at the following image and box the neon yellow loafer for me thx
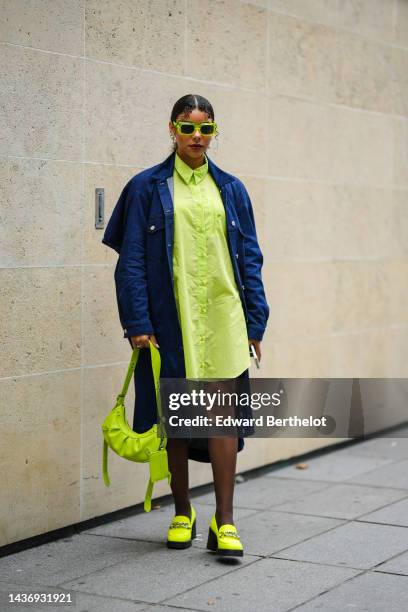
[206,514,243,557]
[166,504,196,549]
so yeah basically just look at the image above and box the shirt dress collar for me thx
[174,151,208,185]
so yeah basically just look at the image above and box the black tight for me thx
[166,375,240,526]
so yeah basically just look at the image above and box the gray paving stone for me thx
[266,454,393,483]
[137,607,197,612]
[138,606,201,612]
[163,557,359,612]
[275,521,408,569]
[193,476,330,509]
[0,534,154,586]
[0,579,146,611]
[332,437,408,461]
[193,509,343,556]
[138,607,198,612]
[69,592,146,611]
[0,581,73,612]
[375,550,408,576]
[273,483,408,519]
[357,496,408,527]
[84,503,256,544]
[294,570,408,611]
[60,546,259,604]
[348,459,408,489]
[4,434,408,611]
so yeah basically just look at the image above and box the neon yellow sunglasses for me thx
[172,120,218,136]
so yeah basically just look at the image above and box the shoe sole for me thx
[166,539,192,549]
[166,518,196,549]
[215,548,243,557]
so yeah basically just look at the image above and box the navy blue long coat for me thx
[102,150,269,462]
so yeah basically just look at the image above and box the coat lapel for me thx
[154,151,236,285]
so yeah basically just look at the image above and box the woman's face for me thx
[169,108,214,162]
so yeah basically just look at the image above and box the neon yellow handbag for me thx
[101,339,172,512]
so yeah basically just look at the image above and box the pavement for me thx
[1,430,408,612]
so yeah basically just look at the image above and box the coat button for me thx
[231,220,236,226]
[236,253,239,258]
[150,224,155,230]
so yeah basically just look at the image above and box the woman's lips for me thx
[189,145,202,148]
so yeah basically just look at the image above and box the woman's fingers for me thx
[149,334,160,348]
[130,334,160,349]
[131,334,150,349]
[249,339,261,362]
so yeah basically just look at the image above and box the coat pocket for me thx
[146,216,165,233]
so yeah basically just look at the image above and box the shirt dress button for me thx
[231,220,236,226]
[150,225,155,230]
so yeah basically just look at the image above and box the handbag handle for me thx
[115,339,166,441]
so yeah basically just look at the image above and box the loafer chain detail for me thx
[218,529,240,540]
[169,520,190,529]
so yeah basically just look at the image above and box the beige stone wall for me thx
[1,0,407,546]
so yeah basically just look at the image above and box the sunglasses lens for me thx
[177,122,215,135]
[180,123,195,134]
[200,124,215,135]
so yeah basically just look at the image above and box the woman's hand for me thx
[131,334,160,349]
[249,339,261,362]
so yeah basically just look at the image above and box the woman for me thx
[102,94,269,557]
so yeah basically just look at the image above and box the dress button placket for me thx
[199,181,208,378]
[190,175,208,379]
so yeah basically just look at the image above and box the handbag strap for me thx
[115,339,166,441]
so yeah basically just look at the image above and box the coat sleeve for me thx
[236,181,270,342]
[104,179,155,339]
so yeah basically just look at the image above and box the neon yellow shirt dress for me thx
[172,151,251,380]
